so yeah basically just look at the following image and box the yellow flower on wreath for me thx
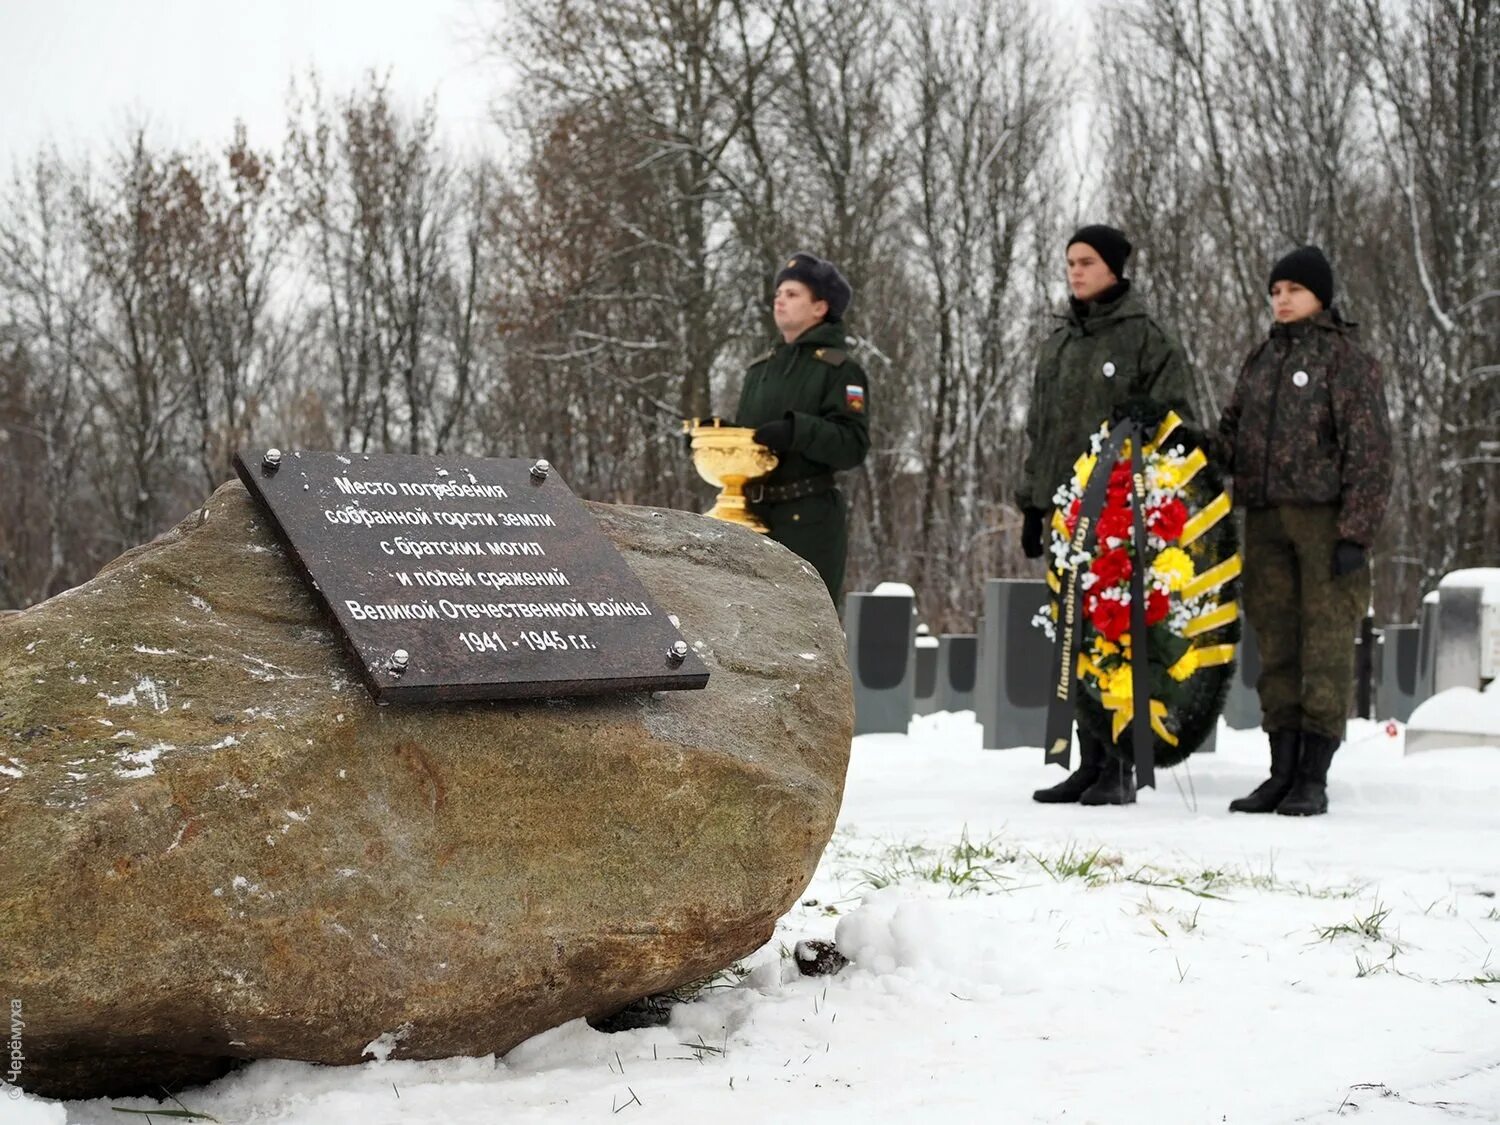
[1151,547,1195,592]
[1153,459,1186,491]
[1104,664,1134,700]
[1077,649,1106,682]
[1074,453,1097,487]
[1168,647,1200,682]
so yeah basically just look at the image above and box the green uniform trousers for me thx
[754,489,848,602]
[1242,504,1369,740]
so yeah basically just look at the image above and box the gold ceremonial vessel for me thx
[685,419,779,534]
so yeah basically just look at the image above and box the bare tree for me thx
[1356,0,1499,595]
[284,75,491,455]
[0,154,101,605]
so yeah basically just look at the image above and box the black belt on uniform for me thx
[745,474,835,505]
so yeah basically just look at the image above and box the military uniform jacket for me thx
[1217,311,1392,546]
[1018,283,1197,511]
[736,321,871,486]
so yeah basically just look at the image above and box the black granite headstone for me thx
[1376,623,1425,723]
[937,633,978,714]
[846,591,915,735]
[1418,596,1439,702]
[979,580,1051,750]
[1353,613,1376,718]
[1222,625,1262,731]
[234,449,708,703]
[914,636,940,716]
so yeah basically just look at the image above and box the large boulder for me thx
[0,482,852,1100]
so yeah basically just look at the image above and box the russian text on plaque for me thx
[233,449,710,703]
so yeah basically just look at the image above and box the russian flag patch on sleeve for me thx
[845,384,866,412]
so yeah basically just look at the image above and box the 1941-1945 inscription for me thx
[232,448,709,703]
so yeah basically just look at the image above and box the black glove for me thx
[752,417,794,453]
[1021,507,1048,559]
[1109,395,1167,430]
[1332,539,1367,578]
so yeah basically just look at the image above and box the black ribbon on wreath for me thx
[1042,417,1158,790]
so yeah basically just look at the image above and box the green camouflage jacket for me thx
[737,321,870,485]
[1018,283,1198,511]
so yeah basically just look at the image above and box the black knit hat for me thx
[1268,245,1334,310]
[774,251,853,322]
[1067,224,1132,280]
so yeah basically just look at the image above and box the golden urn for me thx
[685,419,779,534]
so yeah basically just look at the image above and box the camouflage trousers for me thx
[1242,504,1369,740]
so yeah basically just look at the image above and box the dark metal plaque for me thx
[233,449,709,703]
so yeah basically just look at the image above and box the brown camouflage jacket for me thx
[1217,311,1392,545]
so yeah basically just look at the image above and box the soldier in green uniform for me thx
[737,251,870,603]
[1218,246,1392,816]
[1021,224,1199,806]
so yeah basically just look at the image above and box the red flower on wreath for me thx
[1147,498,1189,543]
[1096,503,1133,545]
[1064,497,1082,534]
[1106,461,1134,507]
[1087,593,1132,642]
[1090,547,1133,589]
[1146,588,1170,626]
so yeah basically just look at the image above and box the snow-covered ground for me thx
[19,716,1500,1124]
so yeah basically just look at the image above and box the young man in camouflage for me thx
[1020,225,1198,806]
[1218,246,1392,816]
[737,251,871,603]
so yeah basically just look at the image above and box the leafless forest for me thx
[1,0,1495,628]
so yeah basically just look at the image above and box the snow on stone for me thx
[361,1025,413,1062]
[1408,684,1500,738]
[869,581,915,596]
[230,875,272,900]
[1437,567,1500,604]
[0,758,24,779]
[239,654,309,682]
[114,742,167,779]
[131,644,178,656]
[97,676,169,713]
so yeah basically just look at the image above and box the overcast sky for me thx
[2,0,1098,178]
[0,0,504,167]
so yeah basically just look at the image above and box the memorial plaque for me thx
[233,449,709,703]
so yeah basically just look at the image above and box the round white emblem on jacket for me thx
[1292,370,1309,388]
[1102,362,1116,378]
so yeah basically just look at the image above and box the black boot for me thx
[1032,733,1105,803]
[1079,754,1136,806]
[1277,732,1337,816]
[1229,729,1300,813]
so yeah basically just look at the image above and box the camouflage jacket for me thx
[1018,282,1198,511]
[1217,311,1392,546]
[737,320,870,485]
